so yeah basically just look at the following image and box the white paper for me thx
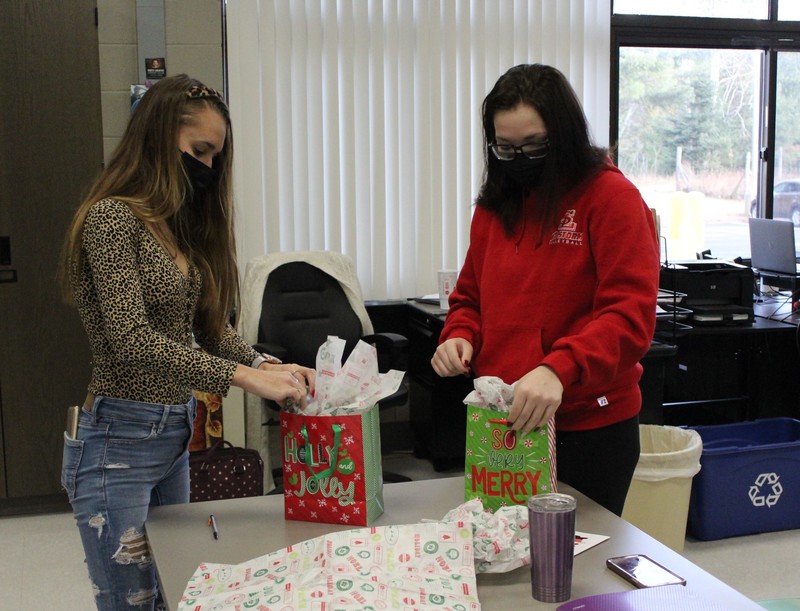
[301,335,405,415]
[439,498,609,574]
[463,376,515,412]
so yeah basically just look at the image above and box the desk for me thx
[754,292,800,325]
[406,301,473,470]
[656,315,800,424]
[756,270,800,314]
[146,477,762,610]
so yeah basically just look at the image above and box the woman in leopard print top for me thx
[58,75,314,611]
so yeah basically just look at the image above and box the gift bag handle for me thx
[200,439,257,474]
[300,423,341,480]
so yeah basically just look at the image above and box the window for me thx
[611,2,800,261]
[616,45,760,260]
[614,0,768,20]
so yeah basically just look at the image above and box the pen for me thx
[487,418,510,425]
[208,514,219,540]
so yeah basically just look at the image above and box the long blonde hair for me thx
[59,74,239,338]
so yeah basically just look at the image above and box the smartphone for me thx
[606,554,686,588]
[65,405,80,439]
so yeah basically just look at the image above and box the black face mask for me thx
[181,151,217,193]
[500,154,546,189]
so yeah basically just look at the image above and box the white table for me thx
[145,477,763,609]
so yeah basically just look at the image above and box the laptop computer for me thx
[748,217,800,276]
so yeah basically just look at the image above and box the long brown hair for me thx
[477,64,608,233]
[59,74,239,338]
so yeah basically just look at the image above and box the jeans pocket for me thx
[60,433,84,502]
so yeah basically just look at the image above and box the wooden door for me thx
[0,1,102,505]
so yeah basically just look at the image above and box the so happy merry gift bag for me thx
[280,404,384,526]
[464,377,557,512]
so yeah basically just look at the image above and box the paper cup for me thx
[438,270,458,309]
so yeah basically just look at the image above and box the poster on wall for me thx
[145,57,166,79]
[130,84,149,111]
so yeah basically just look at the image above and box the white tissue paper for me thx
[300,335,405,415]
[438,498,609,574]
[440,498,531,574]
[462,375,515,412]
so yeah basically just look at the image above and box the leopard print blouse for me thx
[73,198,259,405]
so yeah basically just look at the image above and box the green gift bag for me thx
[464,405,556,512]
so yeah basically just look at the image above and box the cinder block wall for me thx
[97,0,223,164]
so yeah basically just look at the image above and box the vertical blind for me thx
[226,0,611,299]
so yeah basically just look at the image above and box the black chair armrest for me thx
[252,342,290,364]
[365,332,409,409]
[361,332,408,372]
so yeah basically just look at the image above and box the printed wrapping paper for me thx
[281,404,384,526]
[178,520,481,611]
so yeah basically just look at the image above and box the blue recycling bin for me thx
[688,418,800,540]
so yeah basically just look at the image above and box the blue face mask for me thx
[501,154,546,189]
[181,151,217,193]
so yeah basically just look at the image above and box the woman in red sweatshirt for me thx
[432,64,660,515]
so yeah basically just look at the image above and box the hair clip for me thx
[186,84,222,99]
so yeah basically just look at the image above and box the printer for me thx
[659,260,754,325]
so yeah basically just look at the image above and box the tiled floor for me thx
[1,452,798,610]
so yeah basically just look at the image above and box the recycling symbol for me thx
[748,473,782,508]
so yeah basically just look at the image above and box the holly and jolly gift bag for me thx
[281,404,384,526]
[281,336,404,526]
[464,376,557,512]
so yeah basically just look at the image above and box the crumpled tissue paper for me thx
[290,335,405,415]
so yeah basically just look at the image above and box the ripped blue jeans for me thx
[61,396,195,611]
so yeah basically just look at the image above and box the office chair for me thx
[238,251,410,492]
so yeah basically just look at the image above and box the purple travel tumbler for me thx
[528,493,577,602]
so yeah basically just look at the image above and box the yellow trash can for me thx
[622,425,703,552]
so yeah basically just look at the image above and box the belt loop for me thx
[187,396,197,429]
[90,396,103,424]
[157,405,171,434]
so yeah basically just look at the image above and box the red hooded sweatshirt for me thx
[440,164,660,431]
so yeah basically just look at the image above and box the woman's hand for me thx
[261,362,316,398]
[431,338,473,377]
[233,363,316,409]
[507,365,563,434]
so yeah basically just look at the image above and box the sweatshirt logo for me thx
[550,209,584,246]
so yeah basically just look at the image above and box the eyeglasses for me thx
[489,139,549,161]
